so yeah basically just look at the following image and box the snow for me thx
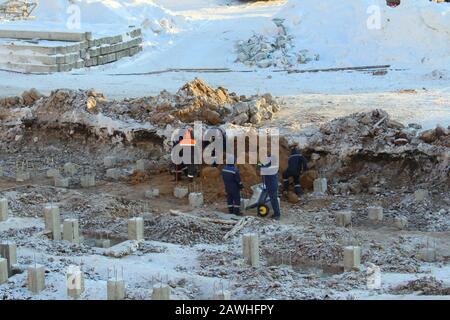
[277,0,450,70]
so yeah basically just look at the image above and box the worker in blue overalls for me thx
[282,143,308,196]
[259,155,281,220]
[222,157,243,215]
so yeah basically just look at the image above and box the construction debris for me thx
[235,18,318,68]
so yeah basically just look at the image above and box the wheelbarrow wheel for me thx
[257,204,270,218]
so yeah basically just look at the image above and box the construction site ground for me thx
[0,0,449,301]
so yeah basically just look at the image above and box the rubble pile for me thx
[235,18,318,68]
[0,80,280,134]
[301,110,450,190]
[120,78,280,126]
[391,277,450,295]
[144,214,232,245]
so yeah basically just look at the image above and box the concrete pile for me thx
[235,18,318,68]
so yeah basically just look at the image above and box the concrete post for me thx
[54,176,70,188]
[107,279,126,300]
[63,219,80,244]
[394,216,408,230]
[368,206,383,223]
[0,242,17,276]
[136,159,150,171]
[80,175,96,188]
[128,217,144,241]
[44,204,61,240]
[145,188,160,198]
[152,284,171,300]
[343,246,361,271]
[16,171,30,182]
[419,248,437,262]
[46,168,60,178]
[243,233,260,267]
[0,258,8,285]
[103,156,117,168]
[213,290,231,300]
[63,163,77,176]
[313,178,327,194]
[67,265,85,299]
[95,239,111,248]
[0,198,8,221]
[189,192,204,208]
[335,210,352,227]
[174,186,189,199]
[27,264,45,294]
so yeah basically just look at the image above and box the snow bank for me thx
[276,0,450,69]
[5,0,186,38]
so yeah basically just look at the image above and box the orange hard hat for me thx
[179,128,196,146]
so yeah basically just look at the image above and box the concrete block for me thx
[85,57,98,67]
[343,246,361,271]
[152,284,171,300]
[63,219,80,244]
[243,233,260,267]
[107,279,125,300]
[67,265,85,299]
[27,264,45,294]
[145,188,160,198]
[394,216,408,230]
[174,186,189,199]
[368,206,383,223]
[419,248,437,262]
[189,192,204,208]
[46,168,60,178]
[116,48,131,59]
[136,159,150,171]
[128,217,144,241]
[63,162,77,176]
[0,258,8,285]
[0,30,87,42]
[103,156,117,168]
[54,176,70,188]
[414,189,429,202]
[15,171,30,182]
[95,239,111,248]
[44,204,61,240]
[0,198,8,221]
[0,242,17,276]
[313,178,327,194]
[106,168,123,180]
[80,175,95,188]
[335,210,352,227]
[129,217,145,240]
[213,290,231,300]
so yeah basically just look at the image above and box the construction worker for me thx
[172,136,187,181]
[282,143,308,195]
[179,128,199,180]
[259,155,281,220]
[222,159,243,215]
